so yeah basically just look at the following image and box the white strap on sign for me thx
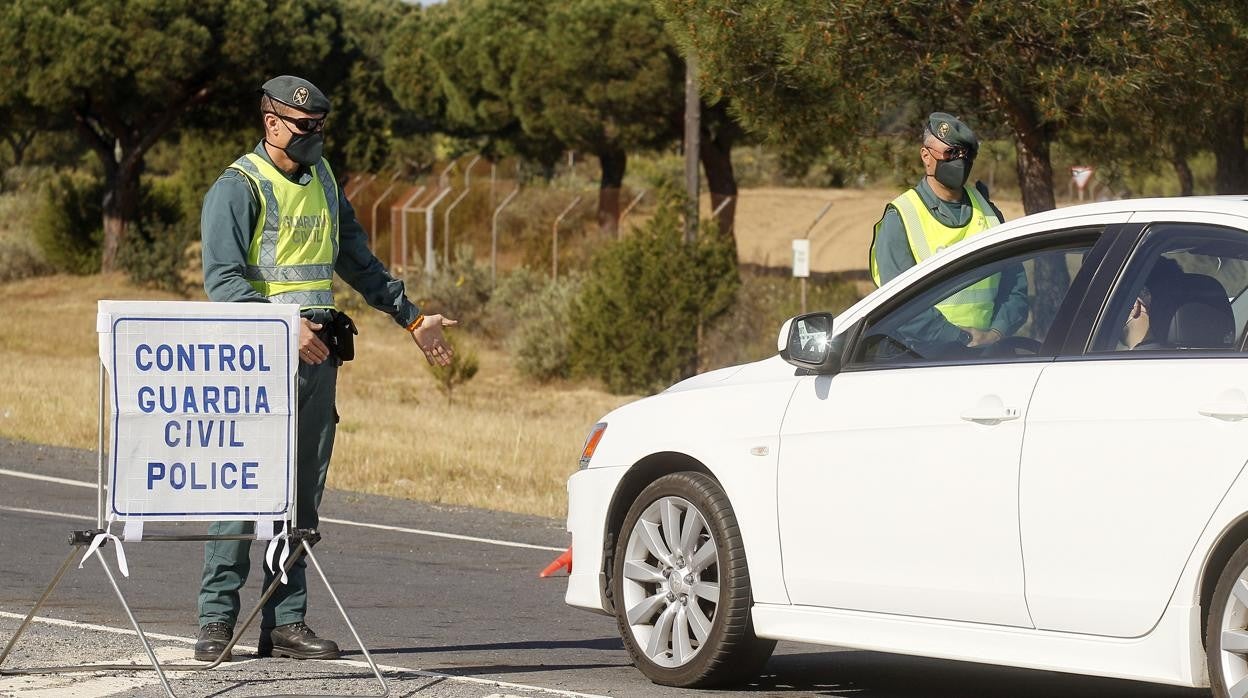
[79,526,129,577]
[266,528,292,584]
[96,300,300,526]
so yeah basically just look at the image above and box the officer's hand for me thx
[299,318,330,365]
[411,314,459,366]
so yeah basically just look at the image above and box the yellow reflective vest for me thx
[870,186,1002,329]
[229,153,339,310]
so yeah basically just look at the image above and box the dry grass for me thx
[0,273,631,517]
[0,185,1020,518]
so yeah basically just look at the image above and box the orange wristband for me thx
[405,314,425,332]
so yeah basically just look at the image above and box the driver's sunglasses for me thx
[927,144,970,161]
[267,111,326,133]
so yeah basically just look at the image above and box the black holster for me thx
[327,312,358,362]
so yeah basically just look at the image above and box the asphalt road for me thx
[0,438,1212,697]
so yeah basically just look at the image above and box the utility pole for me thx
[684,52,700,243]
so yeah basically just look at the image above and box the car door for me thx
[779,227,1108,626]
[1022,217,1248,637]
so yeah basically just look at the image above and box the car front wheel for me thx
[611,471,774,687]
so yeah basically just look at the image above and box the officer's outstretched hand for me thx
[299,318,331,365]
[411,314,458,366]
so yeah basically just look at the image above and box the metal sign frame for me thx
[0,317,390,696]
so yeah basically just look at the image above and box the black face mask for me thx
[267,116,324,166]
[933,155,973,191]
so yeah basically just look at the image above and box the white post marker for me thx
[793,238,811,314]
[1071,165,1094,201]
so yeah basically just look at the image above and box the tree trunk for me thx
[1173,149,1194,196]
[100,159,141,273]
[596,147,626,238]
[1213,103,1248,194]
[1004,104,1067,336]
[699,123,738,252]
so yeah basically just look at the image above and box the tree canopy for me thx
[0,0,344,270]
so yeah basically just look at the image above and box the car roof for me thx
[1002,195,1248,227]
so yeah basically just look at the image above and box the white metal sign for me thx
[98,301,299,522]
[792,239,811,278]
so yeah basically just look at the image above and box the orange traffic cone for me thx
[539,547,572,578]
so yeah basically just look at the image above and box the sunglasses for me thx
[267,111,326,133]
[926,144,970,161]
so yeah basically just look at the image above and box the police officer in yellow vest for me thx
[869,112,1028,349]
[195,76,457,662]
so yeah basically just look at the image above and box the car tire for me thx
[1208,537,1248,697]
[610,471,775,687]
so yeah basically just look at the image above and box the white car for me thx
[566,196,1248,695]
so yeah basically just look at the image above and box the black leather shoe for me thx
[258,622,340,660]
[194,622,233,662]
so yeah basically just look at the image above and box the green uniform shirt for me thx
[201,142,420,327]
[872,178,1028,345]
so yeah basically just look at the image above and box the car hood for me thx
[663,354,795,394]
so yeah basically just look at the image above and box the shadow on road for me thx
[343,636,624,656]
[742,650,1211,697]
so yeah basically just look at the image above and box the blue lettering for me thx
[241,461,259,490]
[182,386,198,413]
[220,462,238,488]
[159,387,176,413]
[219,344,236,371]
[136,344,153,371]
[239,345,255,371]
[203,386,220,413]
[255,386,270,414]
[138,386,155,413]
[197,420,214,447]
[224,386,240,414]
[190,461,207,490]
[169,462,186,489]
[228,420,244,447]
[156,345,173,371]
[146,462,165,489]
[164,420,179,447]
[259,344,270,372]
[176,344,194,371]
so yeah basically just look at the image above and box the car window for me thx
[848,234,1098,368]
[1090,223,1248,353]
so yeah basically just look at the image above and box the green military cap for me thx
[261,75,331,114]
[927,112,977,156]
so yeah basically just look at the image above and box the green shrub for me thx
[116,177,196,295]
[508,273,583,382]
[482,266,546,339]
[0,237,54,283]
[570,186,738,395]
[424,333,479,405]
[409,243,493,325]
[32,171,103,274]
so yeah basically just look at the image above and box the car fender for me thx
[587,361,800,606]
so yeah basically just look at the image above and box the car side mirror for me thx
[778,312,840,374]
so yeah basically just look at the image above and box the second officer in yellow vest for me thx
[869,112,1028,348]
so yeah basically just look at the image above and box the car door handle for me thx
[960,395,1021,425]
[960,408,1020,424]
[1199,389,1248,421]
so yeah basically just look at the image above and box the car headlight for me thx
[579,422,607,469]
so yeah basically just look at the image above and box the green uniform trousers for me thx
[198,358,337,629]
